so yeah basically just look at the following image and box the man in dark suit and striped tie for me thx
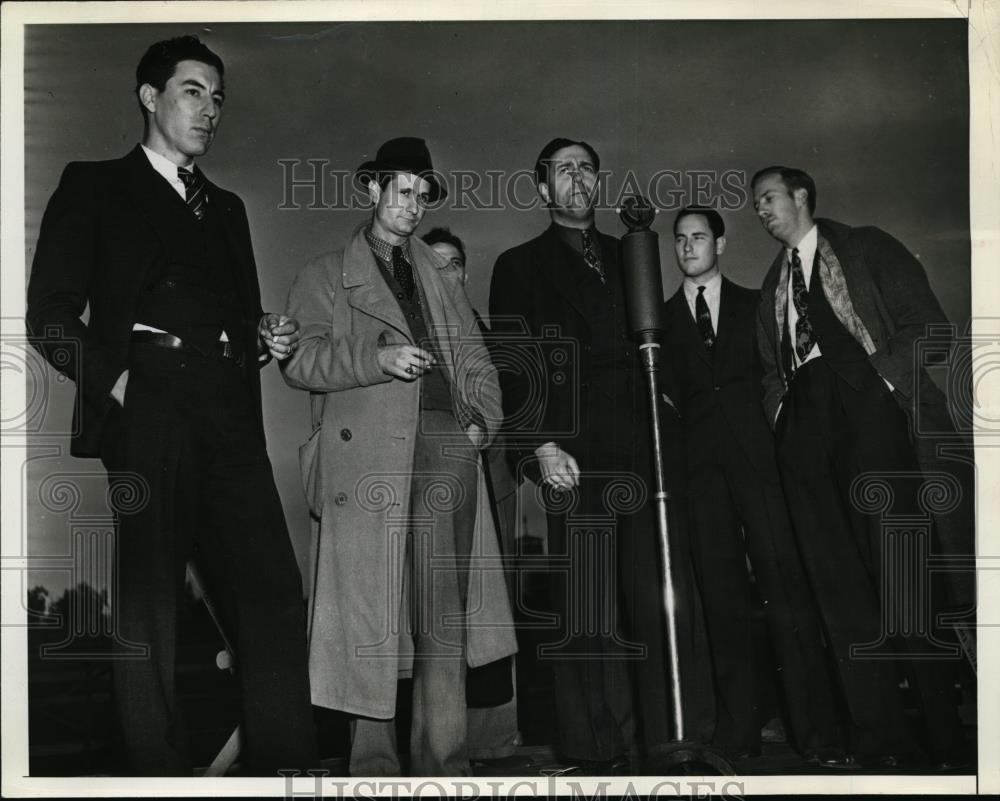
[662,206,844,766]
[26,35,317,775]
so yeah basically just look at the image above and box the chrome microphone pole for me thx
[618,196,731,774]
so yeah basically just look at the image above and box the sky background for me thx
[22,19,970,596]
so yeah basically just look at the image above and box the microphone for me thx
[618,196,665,343]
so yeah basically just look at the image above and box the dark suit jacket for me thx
[755,217,951,427]
[488,223,637,482]
[26,145,268,457]
[663,277,776,476]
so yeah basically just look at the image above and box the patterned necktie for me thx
[695,285,715,350]
[581,229,606,283]
[177,166,207,221]
[392,245,415,300]
[790,247,815,363]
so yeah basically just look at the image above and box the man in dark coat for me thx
[488,138,712,772]
[663,206,844,765]
[752,165,970,768]
[25,36,317,775]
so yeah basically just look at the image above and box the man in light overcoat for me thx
[281,138,516,777]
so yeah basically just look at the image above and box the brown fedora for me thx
[355,137,447,202]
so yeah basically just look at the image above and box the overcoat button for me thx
[334,493,348,506]
[340,428,352,441]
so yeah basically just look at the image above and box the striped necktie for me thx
[177,166,207,221]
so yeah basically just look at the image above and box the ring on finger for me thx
[406,365,415,375]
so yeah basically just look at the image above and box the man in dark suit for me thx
[752,166,968,768]
[26,36,317,775]
[489,138,712,772]
[663,206,844,764]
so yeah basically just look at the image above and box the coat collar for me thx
[340,223,464,350]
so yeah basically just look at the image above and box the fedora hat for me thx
[355,137,448,202]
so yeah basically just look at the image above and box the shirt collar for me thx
[786,223,818,263]
[682,270,722,305]
[141,143,193,184]
[365,225,411,265]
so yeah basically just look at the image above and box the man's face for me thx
[753,172,807,246]
[430,242,467,283]
[538,144,598,222]
[370,172,431,244]
[141,59,225,166]
[674,214,724,281]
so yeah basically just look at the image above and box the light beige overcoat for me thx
[282,224,516,719]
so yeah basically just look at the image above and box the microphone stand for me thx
[619,197,733,775]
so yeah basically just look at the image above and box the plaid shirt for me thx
[365,226,412,267]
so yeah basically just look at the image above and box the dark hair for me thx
[750,165,817,214]
[135,36,224,112]
[422,227,466,263]
[534,138,601,186]
[674,205,725,238]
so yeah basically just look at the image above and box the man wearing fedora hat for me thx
[282,137,517,776]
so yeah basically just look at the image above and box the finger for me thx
[411,347,435,364]
[566,456,581,482]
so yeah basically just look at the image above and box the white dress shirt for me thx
[683,271,722,335]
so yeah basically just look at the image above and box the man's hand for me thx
[377,344,435,381]
[259,313,301,360]
[535,441,580,491]
[110,369,129,408]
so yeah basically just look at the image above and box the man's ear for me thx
[792,187,809,210]
[537,181,551,206]
[368,179,382,208]
[716,235,727,257]
[138,83,157,115]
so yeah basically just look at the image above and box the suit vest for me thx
[135,185,245,354]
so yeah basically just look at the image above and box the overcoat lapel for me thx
[341,228,412,341]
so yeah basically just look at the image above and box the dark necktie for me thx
[790,247,815,364]
[177,166,207,221]
[695,285,715,350]
[581,229,606,283]
[392,245,415,300]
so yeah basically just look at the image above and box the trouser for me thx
[687,413,840,755]
[540,414,713,762]
[775,357,965,760]
[349,409,478,777]
[100,342,317,776]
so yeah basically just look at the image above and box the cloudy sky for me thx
[22,18,970,596]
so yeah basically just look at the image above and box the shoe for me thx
[558,755,630,776]
[804,748,858,770]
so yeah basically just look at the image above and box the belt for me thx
[131,330,245,367]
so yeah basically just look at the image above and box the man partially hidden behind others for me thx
[26,36,317,775]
